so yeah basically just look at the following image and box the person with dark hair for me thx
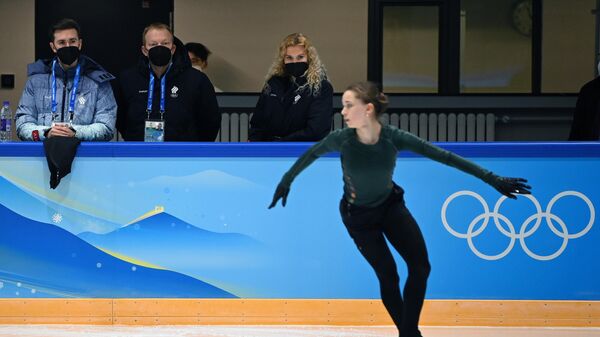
[15,18,116,141]
[116,23,220,141]
[249,33,333,141]
[185,42,211,72]
[185,42,221,92]
[269,81,531,337]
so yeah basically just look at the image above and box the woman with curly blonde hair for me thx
[249,33,333,141]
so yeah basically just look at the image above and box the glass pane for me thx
[383,6,439,93]
[460,0,532,93]
[542,0,596,93]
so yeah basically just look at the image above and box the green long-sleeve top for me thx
[280,125,496,207]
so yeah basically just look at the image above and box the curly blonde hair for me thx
[264,33,328,95]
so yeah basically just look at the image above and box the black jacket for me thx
[116,38,220,141]
[569,76,600,141]
[249,75,333,141]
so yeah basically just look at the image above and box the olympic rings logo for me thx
[441,191,595,261]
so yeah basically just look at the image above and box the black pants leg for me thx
[340,192,430,337]
[382,199,431,337]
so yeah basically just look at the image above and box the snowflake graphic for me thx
[52,213,63,224]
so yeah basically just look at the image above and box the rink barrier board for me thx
[1,142,599,327]
[0,299,598,326]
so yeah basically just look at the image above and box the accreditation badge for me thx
[144,120,165,142]
[51,121,71,128]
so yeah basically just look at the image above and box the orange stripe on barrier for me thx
[0,299,598,326]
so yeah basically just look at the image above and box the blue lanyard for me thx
[146,63,172,120]
[51,59,81,122]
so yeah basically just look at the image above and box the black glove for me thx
[268,183,290,209]
[491,176,531,199]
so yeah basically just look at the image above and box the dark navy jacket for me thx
[116,38,220,141]
[249,75,333,141]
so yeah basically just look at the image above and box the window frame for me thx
[368,0,598,95]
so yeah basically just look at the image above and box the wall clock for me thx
[512,0,533,36]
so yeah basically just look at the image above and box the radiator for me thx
[217,113,250,142]
[218,112,495,142]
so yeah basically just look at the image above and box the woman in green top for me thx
[269,81,531,337]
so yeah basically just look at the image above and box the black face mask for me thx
[56,46,80,65]
[284,62,308,77]
[148,45,172,67]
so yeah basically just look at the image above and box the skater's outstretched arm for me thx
[269,130,347,208]
[391,128,532,198]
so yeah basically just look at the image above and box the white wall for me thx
[174,0,368,92]
[0,0,35,134]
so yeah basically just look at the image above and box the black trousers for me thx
[340,185,431,337]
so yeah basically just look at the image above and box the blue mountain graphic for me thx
[0,203,236,298]
[0,175,120,234]
[78,211,267,276]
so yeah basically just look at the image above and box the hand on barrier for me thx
[268,183,290,209]
[492,176,531,199]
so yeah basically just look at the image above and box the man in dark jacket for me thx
[116,23,220,141]
[569,76,600,140]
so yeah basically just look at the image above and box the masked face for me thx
[148,45,172,67]
[284,62,308,78]
[50,28,82,67]
[143,28,175,67]
[283,45,308,77]
[56,46,81,66]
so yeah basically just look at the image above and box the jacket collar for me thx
[27,55,115,83]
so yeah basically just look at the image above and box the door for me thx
[35,0,173,78]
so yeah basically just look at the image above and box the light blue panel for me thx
[0,143,598,300]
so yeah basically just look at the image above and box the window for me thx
[541,0,596,93]
[370,0,600,94]
[382,6,440,93]
[460,0,532,93]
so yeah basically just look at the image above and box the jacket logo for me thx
[138,90,148,94]
[293,94,301,104]
[171,86,179,98]
[78,96,86,105]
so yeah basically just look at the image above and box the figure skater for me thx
[269,81,531,337]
